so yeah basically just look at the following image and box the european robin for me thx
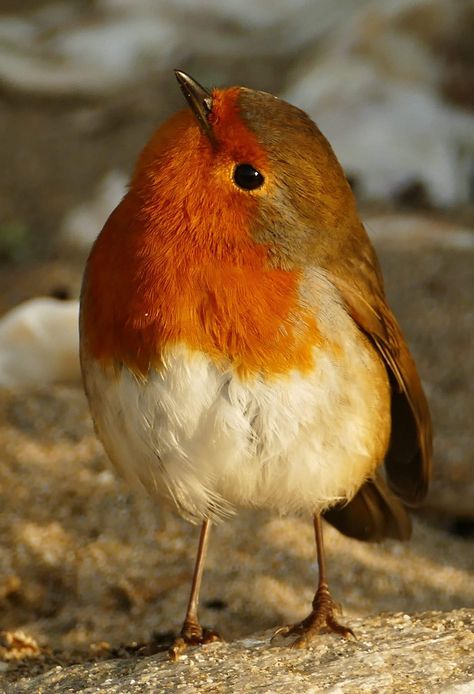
[80,70,432,658]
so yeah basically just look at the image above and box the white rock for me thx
[286,63,473,206]
[158,0,366,57]
[60,171,127,253]
[364,213,474,250]
[0,0,365,96]
[52,14,178,81]
[0,299,80,388]
[283,0,474,206]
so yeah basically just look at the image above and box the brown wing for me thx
[324,235,432,509]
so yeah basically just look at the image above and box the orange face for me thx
[129,87,269,249]
[81,86,326,378]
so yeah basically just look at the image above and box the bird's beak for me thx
[174,70,216,147]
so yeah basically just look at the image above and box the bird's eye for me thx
[233,163,264,191]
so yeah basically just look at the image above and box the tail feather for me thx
[323,475,412,542]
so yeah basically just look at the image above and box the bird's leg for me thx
[169,519,222,660]
[273,515,354,648]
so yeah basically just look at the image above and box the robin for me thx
[79,70,432,659]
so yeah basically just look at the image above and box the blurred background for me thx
[0,0,473,681]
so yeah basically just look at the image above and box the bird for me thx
[79,70,432,659]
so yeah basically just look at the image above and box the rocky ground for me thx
[6,611,474,693]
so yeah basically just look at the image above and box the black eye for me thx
[233,163,264,190]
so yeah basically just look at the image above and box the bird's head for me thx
[128,70,359,268]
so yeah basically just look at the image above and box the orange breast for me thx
[82,220,321,378]
[81,94,323,378]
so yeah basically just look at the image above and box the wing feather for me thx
[327,261,432,507]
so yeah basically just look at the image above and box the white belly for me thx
[82,282,390,523]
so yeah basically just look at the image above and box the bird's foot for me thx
[168,618,222,660]
[272,582,354,649]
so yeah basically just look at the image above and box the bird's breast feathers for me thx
[81,269,391,521]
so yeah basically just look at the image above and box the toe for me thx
[326,614,355,638]
[290,634,312,649]
[271,623,303,642]
[168,626,222,661]
[201,628,222,644]
[168,637,187,661]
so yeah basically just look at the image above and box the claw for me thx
[271,624,294,642]
[168,621,222,660]
[271,585,354,648]
[169,636,187,661]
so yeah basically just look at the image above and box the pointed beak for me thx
[174,70,216,147]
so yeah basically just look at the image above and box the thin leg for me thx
[273,515,354,648]
[314,513,327,584]
[182,518,212,627]
[169,519,222,660]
